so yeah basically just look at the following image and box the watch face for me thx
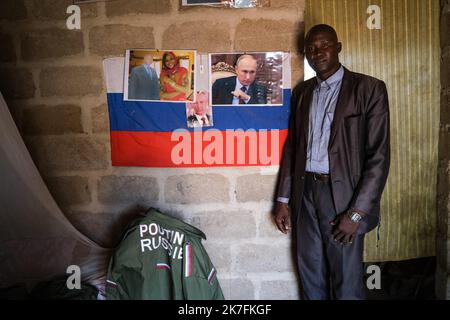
[351,212,362,222]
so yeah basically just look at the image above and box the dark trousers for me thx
[295,173,366,300]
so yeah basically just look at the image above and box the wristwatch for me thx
[348,211,363,223]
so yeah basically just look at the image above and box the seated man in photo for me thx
[212,54,267,105]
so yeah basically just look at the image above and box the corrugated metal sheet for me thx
[305,0,440,262]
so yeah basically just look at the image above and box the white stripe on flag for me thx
[103,57,125,93]
[282,52,292,89]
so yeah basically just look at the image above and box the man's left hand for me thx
[330,213,360,245]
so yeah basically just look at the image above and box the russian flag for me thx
[103,56,291,168]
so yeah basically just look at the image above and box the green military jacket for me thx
[106,208,224,300]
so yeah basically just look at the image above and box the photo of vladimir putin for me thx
[212,54,267,105]
[187,91,213,128]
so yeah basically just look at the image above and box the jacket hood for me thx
[142,208,207,240]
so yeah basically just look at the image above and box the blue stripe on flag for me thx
[107,89,291,132]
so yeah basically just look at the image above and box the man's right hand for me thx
[231,89,250,101]
[273,202,291,234]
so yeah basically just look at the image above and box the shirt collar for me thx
[315,65,344,90]
[235,78,247,90]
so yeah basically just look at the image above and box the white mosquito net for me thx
[0,92,111,291]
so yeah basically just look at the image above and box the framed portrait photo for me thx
[209,52,284,106]
[124,49,196,103]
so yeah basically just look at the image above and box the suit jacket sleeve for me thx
[350,80,390,216]
[276,85,301,200]
[128,68,138,99]
[261,85,267,104]
[211,79,223,104]
[256,83,267,104]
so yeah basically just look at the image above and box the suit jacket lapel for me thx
[329,68,353,148]
[300,80,315,144]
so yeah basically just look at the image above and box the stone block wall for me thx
[437,0,450,300]
[0,0,305,299]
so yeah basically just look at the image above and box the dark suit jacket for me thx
[187,113,212,127]
[276,67,390,234]
[212,76,267,105]
[128,65,160,100]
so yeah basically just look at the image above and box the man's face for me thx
[235,58,257,86]
[194,93,208,115]
[305,31,341,78]
[143,55,153,66]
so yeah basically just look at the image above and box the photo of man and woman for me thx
[124,49,196,102]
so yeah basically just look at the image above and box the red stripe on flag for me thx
[110,130,288,168]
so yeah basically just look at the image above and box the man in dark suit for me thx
[212,54,267,105]
[187,91,213,128]
[273,24,390,300]
[128,54,160,101]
